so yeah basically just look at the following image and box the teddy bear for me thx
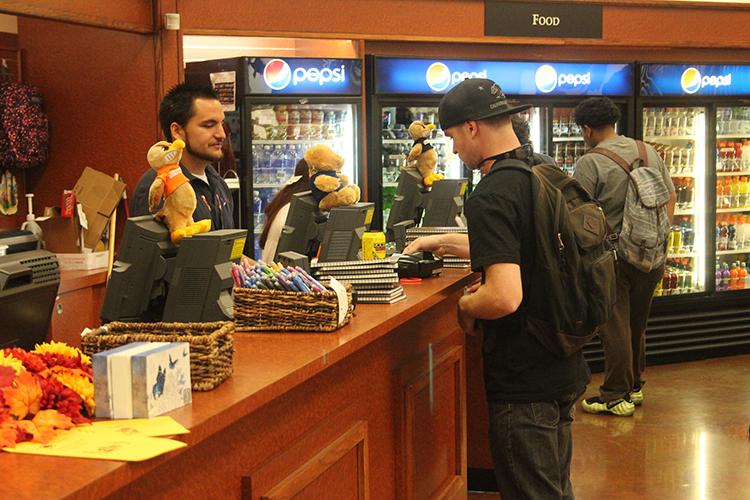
[147,139,211,243]
[406,121,444,187]
[304,144,360,212]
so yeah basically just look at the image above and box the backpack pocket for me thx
[569,203,607,250]
[586,250,617,327]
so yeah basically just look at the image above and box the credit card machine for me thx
[396,251,443,279]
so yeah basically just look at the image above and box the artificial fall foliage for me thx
[0,342,93,448]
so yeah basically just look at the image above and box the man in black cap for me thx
[405,78,589,499]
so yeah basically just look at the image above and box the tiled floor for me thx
[469,354,750,499]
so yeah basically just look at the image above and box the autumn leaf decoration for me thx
[0,343,93,448]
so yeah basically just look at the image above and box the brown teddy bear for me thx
[406,121,444,187]
[304,144,360,212]
[147,139,211,242]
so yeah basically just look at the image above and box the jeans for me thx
[488,391,581,500]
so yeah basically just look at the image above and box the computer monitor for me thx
[162,229,247,322]
[100,216,176,323]
[101,216,247,323]
[385,169,424,242]
[317,202,375,262]
[421,179,468,227]
[0,249,60,349]
[274,191,324,261]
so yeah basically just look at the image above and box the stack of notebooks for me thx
[405,227,472,268]
[312,258,407,304]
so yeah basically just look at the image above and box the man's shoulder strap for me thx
[587,139,649,175]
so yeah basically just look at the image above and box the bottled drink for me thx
[552,110,561,138]
[719,216,729,250]
[559,110,569,137]
[741,261,749,289]
[722,262,731,291]
[274,105,288,140]
[715,263,722,291]
[728,216,738,250]
[730,262,739,290]
[684,141,693,173]
[298,106,312,139]
[253,190,263,229]
[287,105,301,139]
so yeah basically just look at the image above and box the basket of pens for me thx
[232,261,355,332]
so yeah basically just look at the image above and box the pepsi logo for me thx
[681,67,702,94]
[263,59,292,91]
[425,62,451,92]
[535,64,558,93]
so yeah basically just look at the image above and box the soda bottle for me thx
[559,110,569,137]
[743,140,750,170]
[298,105,312,139]
[729,216,738,251]
[663,268,672,296]
[253,190,263,229]
[274,105,288,140]
[722,262,731,291]
[310,106,324,139]
[731,177,740,208]
[741,261,749,289]
[323,110,336,139]
[643,110,652,137]
[552,109,561,138]
[669,268,679,294]
[730,262,739,290]
[715,263,722,291]
[287,105,301,139]
[719,216,729,251]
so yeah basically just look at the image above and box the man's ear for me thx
[170,122,186,142]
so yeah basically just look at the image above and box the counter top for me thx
[3,268,475,499]
[58,268,108,294]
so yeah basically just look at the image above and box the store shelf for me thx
[253,138,344,145]
[382,138,450,145]
[383,182,399,187]
[717,134,750,139]
[668,252,698,259]
[717,170,750,177]
[674,208,695,216]
[716,249,750,256]
[254,182,285,189]
[716,207,750,213]
[644,135,695,141]
[552,136,584,142]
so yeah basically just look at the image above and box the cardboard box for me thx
[131,343,192,418]
[55,250,109,270]
[73,167,126,250]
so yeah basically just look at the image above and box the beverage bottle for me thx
[743,140,750,170]
[716,144,723,172]
[643,110,652,137]
[260,145,273,183]
[270,145,284,184]
[730,176,740,208]
[719,216,729,250]
[298,105,312,139]
[252,144,261,184]
[653,108,663,136]
[663,269,672,296]
[715,217,721,251]
[740,176,749,208]
[274,105,288,140]
[683,258,693,291]
[554,144,562,169]
[287,105,301,139]
[741,261,749,289]
[570,116,581,137]
[323,110,336,139]
[669,268,679,294]
[253,190,263,229]
[730,262,739,290]
[728,215,737,250]
[667,225,676,254]
[716,263,723,291]
[559,110,569,137]
[664,108,674,136]
[310,106,324,139]
[686,108,695,135]
[673,225,683,253]
[722,262,731,291]
[735,142,743,172]
[552,110,560,137]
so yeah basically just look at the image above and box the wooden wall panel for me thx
[400,343,466,500]
[17,17,159,220]
[0,0,153,33]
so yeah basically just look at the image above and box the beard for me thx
[184,135,224,163]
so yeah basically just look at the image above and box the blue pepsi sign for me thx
[247,58,361,95]
[374,58,632,96]
[641,64,750,97]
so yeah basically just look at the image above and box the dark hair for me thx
[259,159,311,249]
[574,97,621,130]
[159,82,220,140]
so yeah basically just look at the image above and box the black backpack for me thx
[494,159,617,358]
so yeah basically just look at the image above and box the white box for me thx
[55,250,109,270]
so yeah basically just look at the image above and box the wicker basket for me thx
[233,285,354,332]
[81,321,234,391]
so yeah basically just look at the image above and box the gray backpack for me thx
[588,140,671,273]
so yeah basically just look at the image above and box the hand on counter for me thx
[403,233,470,259]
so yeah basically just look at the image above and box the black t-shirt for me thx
[466,158,590,403]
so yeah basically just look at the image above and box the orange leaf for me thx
[33,409,73,431]
[16,420,39,441]
[0,366,14,388]
[1,371,41,419]
[0,422,17,448]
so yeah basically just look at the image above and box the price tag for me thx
[329,277,349,326]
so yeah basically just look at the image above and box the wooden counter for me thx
[3,268,476,500]
[49,269,108,346]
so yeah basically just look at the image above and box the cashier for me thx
[131,83,234,231]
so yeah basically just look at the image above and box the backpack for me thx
[0,81,49,169]
[587,140,671,273]
[495,159,617,358]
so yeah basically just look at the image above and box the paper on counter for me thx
[2,416,190,462]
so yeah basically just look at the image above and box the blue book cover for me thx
[131,342,192,418]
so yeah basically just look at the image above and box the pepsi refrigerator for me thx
[186,57,363,258]
[636,62,750,366]
[366,56,634,229]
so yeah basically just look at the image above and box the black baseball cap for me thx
[438,78,532,130]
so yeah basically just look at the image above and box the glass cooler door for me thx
[714,105,750,292]
[643,106,707,296]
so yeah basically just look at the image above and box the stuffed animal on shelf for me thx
[406,121,444,187]
[304,144,360,212]
[147,139,211,243]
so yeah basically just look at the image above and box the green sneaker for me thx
[630,384,644,406]
[581,396,635,416]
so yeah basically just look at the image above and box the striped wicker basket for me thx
[81,321,234,391]
[233,285,354,332]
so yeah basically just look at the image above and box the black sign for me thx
[485,1,602,39]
